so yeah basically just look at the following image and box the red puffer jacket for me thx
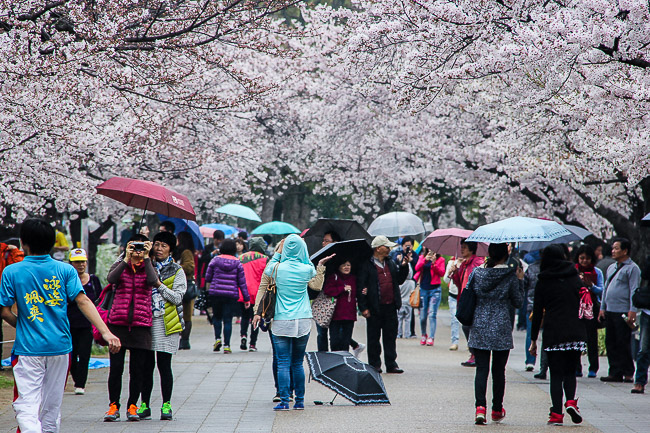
[108,262,153,327]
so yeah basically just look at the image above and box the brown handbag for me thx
[256,264,279,321]
[409,277,421,308]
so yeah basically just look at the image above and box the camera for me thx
[405,246,411,254]
[131,242,145,252]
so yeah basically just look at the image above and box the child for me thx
[0,218,120,432]
[397,266,415,338]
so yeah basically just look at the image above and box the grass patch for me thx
[91,343,109,356]
[0,375,13,389]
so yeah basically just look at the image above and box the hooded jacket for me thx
[239,251,268,304]
[467,266,524,351]
[531,260,587,349]
[205,254,250,301]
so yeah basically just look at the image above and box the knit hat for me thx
[153,231,176,253]
[249,237,267,254]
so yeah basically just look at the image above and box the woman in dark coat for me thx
[530,244,587,426]
[466,243,524,425]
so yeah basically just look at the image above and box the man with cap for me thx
[357,236,411,373]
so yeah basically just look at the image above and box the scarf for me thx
[155,255,173,272]
[152,256,173,317]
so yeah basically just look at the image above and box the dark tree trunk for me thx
[88,217,114,274]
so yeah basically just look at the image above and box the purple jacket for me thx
[205,254,250,301]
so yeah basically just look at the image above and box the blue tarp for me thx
[2,357,110,369]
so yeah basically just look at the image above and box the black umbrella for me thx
[303,219,372,255]
[309,239,373,269]
[305,351,390,405]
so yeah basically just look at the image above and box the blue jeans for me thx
[448,295,459,345]
[270,332,294,395]
[525,313,536,366]
[420,286,442,338]
[635,312,650,385]
[274,333,309,404]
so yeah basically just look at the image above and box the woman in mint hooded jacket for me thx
[255,234,328,411]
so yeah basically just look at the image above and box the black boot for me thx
[179,322,192,350]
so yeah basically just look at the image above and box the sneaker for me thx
[224,346,232,354]
[408,334,418,338]
[213,339,222,352]
[449,344,458,351]
[426,337,434,346]
[273,394,281,402]
[293,402,304,410]
[160,402,173,420]
[273,403,290,411]
[137,402,151,420]
[352,343,366,358]
[587,371,597,378]
[565,400,582,424]
[461,355,476,367]
[240,336,247,351]
[548,411,564,425]
[475,406,487,425]
[249,344,257,352]
[104,403,120,422]
[525,364,534,372]
[491,408,506,422]
[74,387,85,395]
[126,404,140,422]
[420,335,428,345]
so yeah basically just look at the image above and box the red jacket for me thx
[239,251,268,304]
[0,243,24,277]
[108,262,153,328]
[451,255,484,295]
[323,272,358,322]
[414,256,446,285]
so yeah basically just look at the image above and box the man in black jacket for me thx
[357,236,410,373]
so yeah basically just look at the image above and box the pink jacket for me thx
[414,256,446,285]
[108,261,153,327]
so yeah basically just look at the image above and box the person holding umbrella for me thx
[357,236,410,374]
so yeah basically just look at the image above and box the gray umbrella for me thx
[367,212,426,237]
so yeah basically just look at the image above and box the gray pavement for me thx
[0,310,648,432]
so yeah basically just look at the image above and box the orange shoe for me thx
[103,403,120,422]
[126,404,140,421]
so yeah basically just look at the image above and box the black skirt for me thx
[108,323,152,350]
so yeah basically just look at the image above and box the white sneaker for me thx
[525,364,535,372]
[353,343,366,358]
[74,388,85,395]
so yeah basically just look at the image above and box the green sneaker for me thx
[161,402,173,421]
[137,402,151,420]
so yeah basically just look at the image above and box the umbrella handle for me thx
[138,199,149,234]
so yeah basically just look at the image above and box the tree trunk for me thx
[88,217,114,274]
[260,190,277,223]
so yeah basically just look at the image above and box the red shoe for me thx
[565,399,582,424]
[426,337,434,346]
[491,408,506,422]
[475,406,487,425]
[547,411,564,425]
[420,335,427,345]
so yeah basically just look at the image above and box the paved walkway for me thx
[0,310,649,432]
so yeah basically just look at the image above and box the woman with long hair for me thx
[466,243,524,425]
[175,231,196,350]
[414,247,446,346]
[530,244,587,426]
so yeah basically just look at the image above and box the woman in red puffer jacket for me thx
[104,235,158,422]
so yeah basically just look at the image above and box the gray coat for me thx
[467,266,524,351]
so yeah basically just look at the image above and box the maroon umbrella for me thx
[96,177,196,221]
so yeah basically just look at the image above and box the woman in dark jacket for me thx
[466,243,524,425]
[323,260,358,351]
[530,244,587,426]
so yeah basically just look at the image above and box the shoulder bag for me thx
[312,290,337,328]
[256,264,279,325]
[92,284,115,346]
[455,285,477,327]
[409,277,421,308]
[633,285,650,309]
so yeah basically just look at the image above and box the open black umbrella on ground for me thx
[309,239,373,269]
[305,351,390,405]
[303,219,372,255]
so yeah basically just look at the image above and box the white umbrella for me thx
[368,212,426,237]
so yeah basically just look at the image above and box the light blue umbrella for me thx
[519,224,592,251]
[466,217,572,243]
[251,221,301,235]
[157,214,203,250]
[200,223,240,237]
[216,203,262,222]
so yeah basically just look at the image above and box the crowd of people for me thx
[0,217,649,432]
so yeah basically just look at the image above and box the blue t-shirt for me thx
[0,255,84,356]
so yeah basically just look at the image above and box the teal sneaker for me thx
[161,402,173,421]
[137,402,151,420]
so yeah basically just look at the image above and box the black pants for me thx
[330,320,355,351]
[70,327,93,388]
[410,307,417,336]
[605,312,635,377]
[108,348,148,408]
[474,349,510,410]
[240,304,259,346]
[141,351,174,405]
[366,304,398,370]
[582,318,599,374]
[547,350,581,414]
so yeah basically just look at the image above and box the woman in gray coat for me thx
[466,243,524,425]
